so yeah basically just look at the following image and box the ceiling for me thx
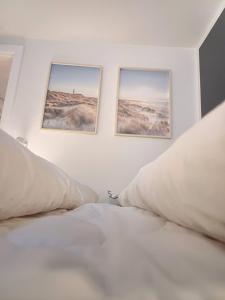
[0,0,224,47]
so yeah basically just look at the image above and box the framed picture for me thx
[42,63,102,133]
[115,68,171,138]
[0,54,13,122]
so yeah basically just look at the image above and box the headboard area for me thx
[199,8,225,117]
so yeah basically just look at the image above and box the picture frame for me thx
[115,67,172,138]
[41,63,102,134]
[0,53,13,124]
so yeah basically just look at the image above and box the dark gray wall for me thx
[199,8,225,116]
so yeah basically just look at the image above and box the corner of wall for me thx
[197,1,225,49]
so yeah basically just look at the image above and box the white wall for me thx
[6,39,199,200]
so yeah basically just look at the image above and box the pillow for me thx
[0,129,98,220]
[119,100,225,242]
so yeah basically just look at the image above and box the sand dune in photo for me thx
[117,99,170,137]
[43,90,97,131]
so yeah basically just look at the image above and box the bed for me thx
[0,101,225,300]
[1,203,225,300]
[0,209,68,237]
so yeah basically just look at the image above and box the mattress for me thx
[0,203,225,300]
[0,209,68,237]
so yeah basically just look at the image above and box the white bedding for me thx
[119,100,225,243]
[0,203,225,300]
[0,209,68,237]
[0,129,98,220]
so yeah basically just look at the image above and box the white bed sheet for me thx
[0,209,68,237]
[0,203,225,300]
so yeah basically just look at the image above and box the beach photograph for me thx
[0,55,12,121]
[116,68,171,138]
[42,63,101,132]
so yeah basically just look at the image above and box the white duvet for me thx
[0,203,225,300]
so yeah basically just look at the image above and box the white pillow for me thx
[0,129,98,220]
[119,101,225,242]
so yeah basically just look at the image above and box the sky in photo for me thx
[119,69,170,101]
[48,64,101,97]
